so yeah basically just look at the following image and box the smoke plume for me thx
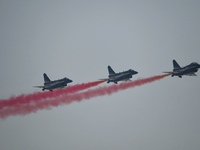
[0,74,169,119]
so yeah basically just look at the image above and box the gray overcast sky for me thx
[0,1,200,150]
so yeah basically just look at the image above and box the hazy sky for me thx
[0,1,200,150]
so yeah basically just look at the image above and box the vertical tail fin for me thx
[173,60,181,69]
[108,66,116,75]
[43,73,51,83]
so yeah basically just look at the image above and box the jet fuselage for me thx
[107,66,138,83]
[164,60,200,78]
[43,78,73,91]
[34,74,73,91]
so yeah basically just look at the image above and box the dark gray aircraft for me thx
[34,73,73,91]
[163,60,200,78]
[104,66,138,84]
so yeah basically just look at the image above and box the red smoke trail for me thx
[0,80,104,110]
[0,74,169,119]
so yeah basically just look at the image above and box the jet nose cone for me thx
[130,71,138,75]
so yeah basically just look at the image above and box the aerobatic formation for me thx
[0,60,199,119]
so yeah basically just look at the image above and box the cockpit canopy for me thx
[190,62,200,66]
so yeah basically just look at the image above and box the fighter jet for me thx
[163,60,200,78]
[34,73,73,91]
[103,66,138,84]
